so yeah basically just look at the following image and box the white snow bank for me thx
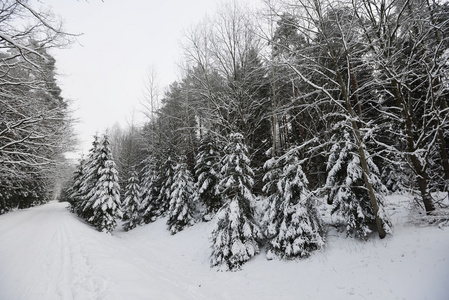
[0,195,448,300]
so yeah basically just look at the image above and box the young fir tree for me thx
[167,160,195,234]
[83,134,122,233]
[326,125,391,239]
[211,133,263,271]
[139,158,161,224]
[122,169,142,231]
[263,148,324,260]
[194,133,222,220]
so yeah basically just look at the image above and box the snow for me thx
[1,196,449,300]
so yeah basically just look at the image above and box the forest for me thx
[0,0,74,213]
[1,0,448,271]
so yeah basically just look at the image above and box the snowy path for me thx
[0,202,108,299]
[0,200,448,300]
[0,202,214,300]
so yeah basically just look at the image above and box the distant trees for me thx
[0,0,74,213]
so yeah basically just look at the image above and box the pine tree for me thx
[122,170,142,231]
[263,148,324,259]
[167,160,195,234]
[211,133,262,271]
[326,125,391,239]
[194,133,222,220]
[139,158,161,224]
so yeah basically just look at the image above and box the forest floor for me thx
[0,194,448,300]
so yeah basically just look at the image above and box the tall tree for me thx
[267,0,391,237]
[350,0,449,211]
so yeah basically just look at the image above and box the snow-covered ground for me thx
[0,195,448,300]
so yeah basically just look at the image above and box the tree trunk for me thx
[391,80,435,213]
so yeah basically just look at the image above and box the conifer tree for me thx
[263,148,324,259]
[155,155,176,218]
[69,157,85,215]
[77,135,101,220]
[211,133,262,271]
[167,160,195,234]
[194,133,222,219]
[82,134,122,233]
[262,155,283,239]
[139,158,161,224]
[122,170,142,231]
[326,125,391,239]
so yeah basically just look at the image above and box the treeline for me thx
[66,0,449,271]
[0,1,73,214]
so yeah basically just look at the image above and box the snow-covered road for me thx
[0,202,111,299]
[0,199,448,300]
[0,202,216,300]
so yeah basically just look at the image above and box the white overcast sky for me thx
[38,0,260,154]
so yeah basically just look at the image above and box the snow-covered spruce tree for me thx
[139,158,161,224]
[167,159,196,234]
[263,148,325,259]
[83,134,122,233]
[211,133,263,271]
[194,133,223,220]
[68,157,85,214]
[262,155,283,238]
[122,169,142,231]
[76,135,101,220]
[155,155,176,218]
[326,125,391,239]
